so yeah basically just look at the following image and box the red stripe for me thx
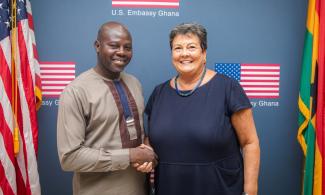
[32,44,39,61]
[39,61,75,65]
[0,47,13,103]
[241,85,279,88]
[35,74,42,91]
[40,67,75,70]
[247,96,279,99]
[241,74,279,77]
[241,69,280,72]
[41,78,74,81]
[315,0,325,192]
[0,104,26,195]
[0,105,15,164]
[241,80,279,82]
[41,73,75,76]
[0,163,15,195]
[0,104,16,195]
[244,90,279,93]
[112,4,179,8]
[43,89,64,92]
[115,0,179,1]
[27,13,34,31]
[42,83,69,87]
[15,160,28,195]
[18,22,39,155]
[242,63,280,67]
[15,82,31,195]
[42,94,60,98]
[16,23,33,195]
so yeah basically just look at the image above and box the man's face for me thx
[95,27,132,75]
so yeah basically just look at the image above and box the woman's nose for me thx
[180,48,190,57]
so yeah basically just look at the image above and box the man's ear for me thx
[94,40,100,52]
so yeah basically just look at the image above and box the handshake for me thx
[129,144,158,173]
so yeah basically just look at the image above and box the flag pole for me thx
[11,0,19,156]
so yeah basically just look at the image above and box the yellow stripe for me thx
[299,95,311,120]
[311,11,319,83]
[298,95,311,155]
[35,86,42,110]
[297,121,308,155]
[313,142,322,195]
[306,0,316,33]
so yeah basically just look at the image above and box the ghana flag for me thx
[298,0,325,194]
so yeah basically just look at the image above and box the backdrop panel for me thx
[32,0,307,194]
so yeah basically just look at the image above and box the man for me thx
[57,21,156,195]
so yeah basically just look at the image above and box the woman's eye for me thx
[189,46,197,51]
[173,47,181,51]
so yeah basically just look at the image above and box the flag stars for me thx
[4,20,9,27]
[215,63,241,81]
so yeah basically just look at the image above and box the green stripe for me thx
[303,123,316,195]
[298,30,315,195]
[299,31,313,113]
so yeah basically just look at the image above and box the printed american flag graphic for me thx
[112,0,179,8]
[215,63,280,99]
[40,62,75,98]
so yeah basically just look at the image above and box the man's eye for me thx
[125,46,132,51]
[108,44,119,49]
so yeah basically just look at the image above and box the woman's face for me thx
[171,33,206,76]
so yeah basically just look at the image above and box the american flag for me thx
[215,63,280,98]
[112,0,179,8]
[40,62,75,98]
[0,0,41,194]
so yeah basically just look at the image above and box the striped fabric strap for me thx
[113,80,133,122]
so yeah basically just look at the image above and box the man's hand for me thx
[131,144,157,172]
[129,144,158,165]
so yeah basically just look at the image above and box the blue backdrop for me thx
[33,0,307,194]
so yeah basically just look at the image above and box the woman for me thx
[145,23,260,195]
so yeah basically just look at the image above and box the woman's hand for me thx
[132,161,153,173]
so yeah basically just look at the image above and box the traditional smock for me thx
[57,69,146,195]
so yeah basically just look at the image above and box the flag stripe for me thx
[41,69,75,75]
[0,49,13,103]
[113,0,179,2]
[112,0,179,8]
[240,82,279,86]
[297,0,324,194]
[0,134,17,194]
[0,149,15,195]
[0,0,41,194]
[40,62,75,98]
[112,1,179,5]
[112,4,179,8]
[41,80,73,84]
[316,0,325,192]
[17,19,41,194]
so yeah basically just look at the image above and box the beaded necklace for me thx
[174,67,207,97]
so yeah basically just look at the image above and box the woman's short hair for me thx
[169,23,207,50]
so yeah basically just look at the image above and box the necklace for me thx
[174,67,207,97]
